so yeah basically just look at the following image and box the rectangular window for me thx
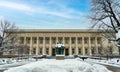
[46,48,49,55]
[52,37,56,44]
[33,48,36,54]
[20,37,24,44]
[58,37,62,43]
[97,37,101,44]
[39,37,43,44]
[72,48,75,55]
[33,37,37,44]
[71,37,75,44]
[65,37,69,44]
[78,48,81,54]
[84,37,88,44]
[91,47,95,54]
[45,37,49,44]
[26,37,30,44]
[85,48,88,54]
[78,37,81,44]
[39,48,42,54]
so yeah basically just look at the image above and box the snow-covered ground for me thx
[0,58,35,70]
[4,58,111,72]
[85,58,120,67]
[1,57,119,72]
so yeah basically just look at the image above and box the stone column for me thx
[76,36,78,55]
[56,37,58,43]
[49,37,52,56]
[36,37,39,55]
[30,36,33,55]
[82,37,85,55]
[95,37,98,56]
[43,37,46,55]
[89,36,92,56]
[63,37,65,44]
[69,37,72,55]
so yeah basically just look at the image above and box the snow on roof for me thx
[6,29,106,33]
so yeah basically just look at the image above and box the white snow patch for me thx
[86,58,120,68]
[4,59,111,72]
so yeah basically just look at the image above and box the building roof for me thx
[6,29,104,33]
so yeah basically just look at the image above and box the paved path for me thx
[86,60,120,72]
[102,64,120,72]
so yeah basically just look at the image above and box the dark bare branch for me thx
[0,19,18,55]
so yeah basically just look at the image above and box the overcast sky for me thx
[0,0,91,29]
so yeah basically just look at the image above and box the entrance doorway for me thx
[65,48,69,56]
[52,48,56,56]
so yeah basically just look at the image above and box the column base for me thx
[56,55,64,60]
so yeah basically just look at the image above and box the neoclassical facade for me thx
[5,29,119,56]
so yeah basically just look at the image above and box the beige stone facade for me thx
[6,29,119,56]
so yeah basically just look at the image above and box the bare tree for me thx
[17,45,30,56]
[101,45,113,60]
[0,19,17,55]
[90,0,120,55]
[90,0,120,31]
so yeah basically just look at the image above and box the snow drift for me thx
[4,58,111,72]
